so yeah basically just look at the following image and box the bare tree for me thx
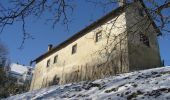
[87,0,170,32]
[0,0,75,48]
[0,42,9,67]
[0,0,169,48]
[0,42,10,98]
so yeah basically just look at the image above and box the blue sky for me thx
[0,1,170,66]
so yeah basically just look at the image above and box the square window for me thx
[138,8,145,17]
[96,31,102,42]
[47,59,50,67]
[54,55,58,64]
[72,44,77,54]
[139,33,150,47]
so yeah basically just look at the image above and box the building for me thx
[8,63,34,85]
[17,67,34,85]
[30,0,162,90]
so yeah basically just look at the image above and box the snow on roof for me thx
[10,63,31,75]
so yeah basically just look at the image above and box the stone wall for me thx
[30,12,129,90]
[125,1,161,71]
[30,1,161,91]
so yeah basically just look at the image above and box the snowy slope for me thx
[5,67,170,100]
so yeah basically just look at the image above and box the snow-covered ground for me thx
[4,67,170,100]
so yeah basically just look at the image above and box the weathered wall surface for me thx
[30,1,162,91]
[30,12,129,90]
[125,2,161,71]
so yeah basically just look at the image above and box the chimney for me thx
[118,0,126,6]
[48,44,53,51]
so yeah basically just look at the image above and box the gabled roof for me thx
[33,0,161,63]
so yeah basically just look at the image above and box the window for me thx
[95,31,102,42]
[138,8,145,17]
[47,59,50,67]
[140,33,150,47]
[27,71,31,75]
[72,44,77,54]
[54,55,58,64]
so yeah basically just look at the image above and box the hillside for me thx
[5,67,170,100]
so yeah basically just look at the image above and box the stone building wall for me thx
[125,1,161,71]
[30,1,161,91]
[30,12,129,90]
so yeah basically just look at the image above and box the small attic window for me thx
[47,59,50,67]
[139,33,150,47]
[138,8,145,17]
[95,31,102,42]
[72,44,77,54]
[53,55,58,64]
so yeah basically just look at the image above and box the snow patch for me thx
[5,67,170,100]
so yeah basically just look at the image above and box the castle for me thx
[30,0,161,90]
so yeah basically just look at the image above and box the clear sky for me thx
[0,1,170,66]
